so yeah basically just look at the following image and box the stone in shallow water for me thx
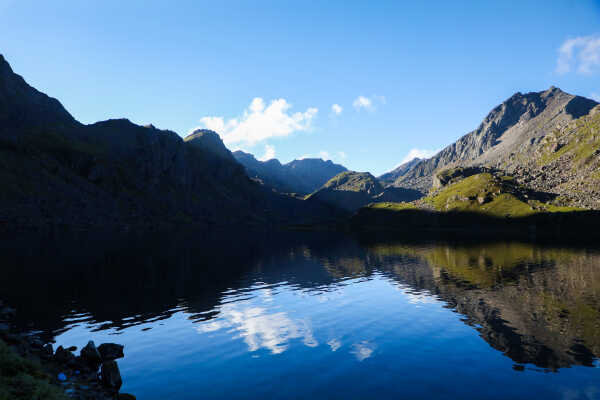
[101,360,123,390]
[98,343,124,361]
[80,340,103,366]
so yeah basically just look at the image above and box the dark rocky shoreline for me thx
[0,300,135,400]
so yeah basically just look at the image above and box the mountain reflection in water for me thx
[1,231,599,399]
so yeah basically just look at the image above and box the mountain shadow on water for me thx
[347,207,600,242]
[2,229,599,371]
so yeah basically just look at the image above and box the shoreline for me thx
[0,300,135,400]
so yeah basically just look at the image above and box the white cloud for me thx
[296,150,347,163]
[591,92,600,102]
[353,95,386,111]
[319,150,331,160]
[353,96,373,110]
[556,35,600,75]
[258,144,276,161]
[331,104,343,115]
[400,148,440,164]
[195,98,318,146]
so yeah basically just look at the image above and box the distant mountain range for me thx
[1,53,599,231]
[233,151,347,195]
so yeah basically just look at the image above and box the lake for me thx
[2,230,599,399]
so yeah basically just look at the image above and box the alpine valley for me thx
[1,54,599,238]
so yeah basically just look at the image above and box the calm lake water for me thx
[2,231,600,399]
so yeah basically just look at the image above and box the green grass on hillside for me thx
[367,202,417,211]
[538,112,600,167]
[370,172,585,218]
[0,339,67,400]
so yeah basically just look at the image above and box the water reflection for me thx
[1,230,600,399]
[196,301,318,354]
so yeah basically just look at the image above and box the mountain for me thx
[0,55,78,145]
[378,157,422,186]
[390,87,598,192]
[0,55,339,229]
[308,171,421,212]
[512,104,600,209]
[233,150,347,195]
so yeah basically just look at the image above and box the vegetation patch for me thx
[538,112,600,167]
[367,202,417,211]
[0,339,67,400]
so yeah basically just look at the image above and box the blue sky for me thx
[1,0,599,175]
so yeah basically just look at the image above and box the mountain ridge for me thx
[233,150,347,195]
[389,87,598,192]
[0,55,340,229]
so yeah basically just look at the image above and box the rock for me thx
[0,306,16,319]
[101,360,122,390]
[54,345,76,364]
[80,340,103,366]
[98,343,124,361]
[41,343,54,359]
[29,337,44,348]
[118,394,136,400]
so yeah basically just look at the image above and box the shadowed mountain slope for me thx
[0,55,339,229]
[308,171,421,212]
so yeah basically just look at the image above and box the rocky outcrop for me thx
[0,301,133,399]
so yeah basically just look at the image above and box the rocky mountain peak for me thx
[184,129,232,160]
[390,87,598,192]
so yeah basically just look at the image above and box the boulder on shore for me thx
[98,343,124,361]
[101,360,123,390]
[80,340,103,366]
[54,345,75,364]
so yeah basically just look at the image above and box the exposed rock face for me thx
[378,157,422,186]
[233,150,347,195]
[509,104,600,209]
[391,87,598,193]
